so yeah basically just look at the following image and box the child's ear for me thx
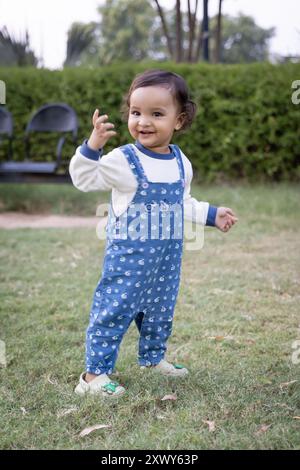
[175,112,186,131]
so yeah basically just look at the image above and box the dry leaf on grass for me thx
[202,420,216,432]
[46,374,58,385]
[207,335,234,342]
[241,314,253,321]
[279,380,297,389]
[79,424,111,437]
[57,406,78,418]
[211,288,233,295]
[161,394,177,401]
[255,424,271,436]
[244,338,256,344]
[293,416,300,420]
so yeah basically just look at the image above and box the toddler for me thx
[69,69,238,398]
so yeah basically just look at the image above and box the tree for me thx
[154,0,211,63]
[64,22,97,67]
[64,0,214,66]
[219,14,275,63]
[0,27,38,66]
[64,0,164,66]
[97,0,161,64]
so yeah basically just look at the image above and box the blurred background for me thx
[0,0,299,197]
[1,0,299,68]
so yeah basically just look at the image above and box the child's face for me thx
[128,86,183,153]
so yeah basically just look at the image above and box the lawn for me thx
[0,182,300,449]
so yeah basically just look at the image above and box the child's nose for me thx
[138,116,151,126]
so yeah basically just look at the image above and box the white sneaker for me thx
[74,372,125,398]
[141,359,189,377]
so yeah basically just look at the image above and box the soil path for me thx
[0,212,101,229]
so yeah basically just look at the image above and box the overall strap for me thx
[119,144,148,186]
[170,144,185,182]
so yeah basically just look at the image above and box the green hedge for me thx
[1,61,300,182]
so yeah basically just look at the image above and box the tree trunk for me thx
[175,0,183,62]
[214,0,223,63]
[194,8,203,62]
[153,0,174,59]
[202,0,210,61]
[187,0,199,62]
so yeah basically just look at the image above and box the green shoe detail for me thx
[102,381,119,394]
[174,364,185,369]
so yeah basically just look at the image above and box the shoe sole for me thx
[140,367,189,377]
[157,371,189,377]
[75,386,126,398]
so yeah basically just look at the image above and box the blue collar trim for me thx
[134,140,175,160]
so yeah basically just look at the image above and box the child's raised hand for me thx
[87,109,117,150]
[215,207,238,233]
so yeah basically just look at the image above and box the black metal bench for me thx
[0,103,78,182]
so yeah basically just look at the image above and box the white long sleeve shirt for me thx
[69,140,217,226]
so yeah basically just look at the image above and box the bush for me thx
[1,61,299,182]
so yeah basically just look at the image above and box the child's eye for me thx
[153,112,163,117]
[131,110,140,116]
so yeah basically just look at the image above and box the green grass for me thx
[0,182,109,215]
[0,183,300,449]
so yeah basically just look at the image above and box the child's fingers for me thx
[92,109,99,126]
[94,112,109,128]
[226,213,238,223]
[106,130,117,137]
[94,117,110,130]
[101,122,115,131]
[224,207,238,219]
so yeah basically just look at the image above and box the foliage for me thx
[64,23,98,67]
[98,0,164,64]
[65,0,164,66]
[65,2,275,66]
[0,62,299,181]
[0,27,38,67]
[215,14,275,64]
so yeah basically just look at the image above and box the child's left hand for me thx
[215,207,238,233]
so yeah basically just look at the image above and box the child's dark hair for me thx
[121,69,197,132]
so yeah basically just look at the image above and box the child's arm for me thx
[183,154,238,231]
[87,109,117,150]
[69,110,135,193]
[183,156,217,226]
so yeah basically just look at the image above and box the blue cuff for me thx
[80,139,103,161]
[206,205,218,227]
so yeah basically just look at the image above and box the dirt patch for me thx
[0,212,102,229]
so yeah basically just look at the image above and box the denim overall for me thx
[86,143,185,374]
